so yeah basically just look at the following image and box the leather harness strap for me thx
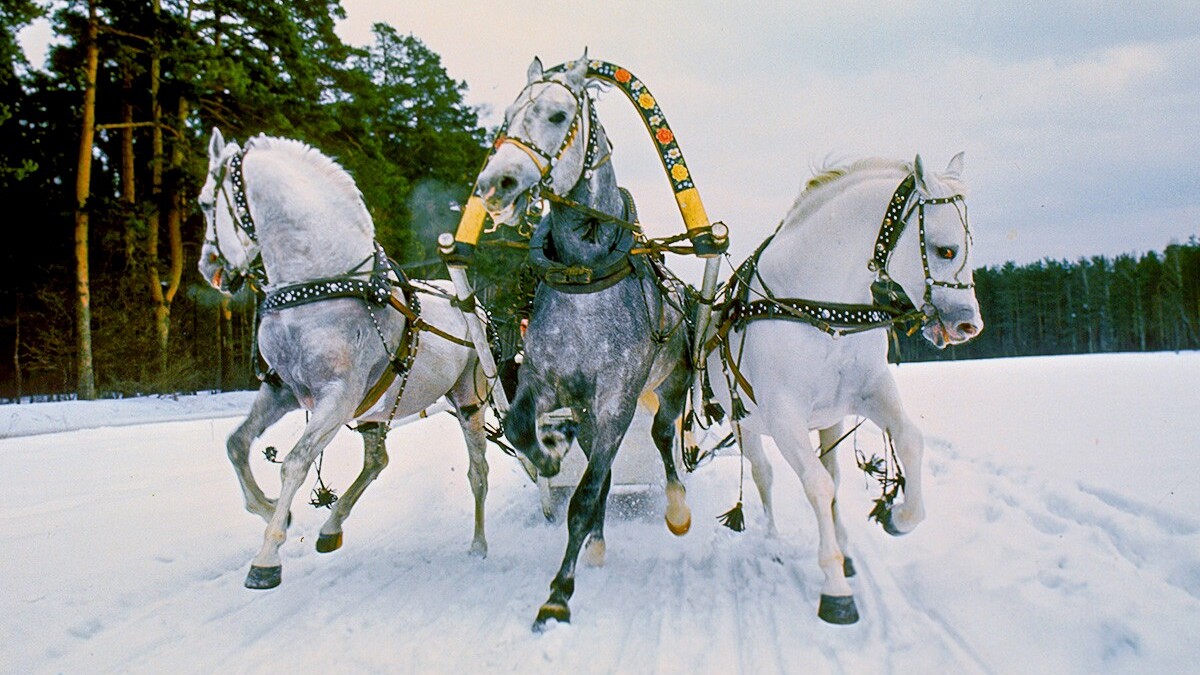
[352,290,476,418]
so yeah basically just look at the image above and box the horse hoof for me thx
[665,484,691,536]
[878,507,908,537]
[533,602,571,632]
[818,594,859,624]
[469,540,488,558]
[843,556,856,577]
[666,511,691,536]
[245,565,282,589]
[316,531,342,553]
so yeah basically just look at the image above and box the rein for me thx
[715,171,971,341]
[701,171,972,407]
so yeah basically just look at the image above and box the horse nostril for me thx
[499,175,518,192]
[957,322,977,336]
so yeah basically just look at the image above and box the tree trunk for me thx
[154,94,188,374]
[220,295,234,390]
[121,65,138,268]
[145,0,169,379]
[73,0,99,400]
[13,298,22,401]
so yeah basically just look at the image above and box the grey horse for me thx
[198,129,492,590]
[472,51,693,630]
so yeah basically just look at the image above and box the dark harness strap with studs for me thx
[701,173,945,405]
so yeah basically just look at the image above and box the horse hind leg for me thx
[315,421,389,554]
[818,422,854,576]
[450,368,490,558]
[228,381,299,523]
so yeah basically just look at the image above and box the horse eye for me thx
[936,246,957,260]
[548,110,568,124]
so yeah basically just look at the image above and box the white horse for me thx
[705,154,983,624]
[198,129,493,589]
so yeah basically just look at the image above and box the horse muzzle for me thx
[476,148,540,218]
[923,306,983,348]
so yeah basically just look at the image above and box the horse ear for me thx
[208,127,225,164]
[565,48,589,89]
[527,56,544,83]
[945,151,965,179]
[913,154,929,193]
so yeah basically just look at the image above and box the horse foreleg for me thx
[770,422,858,624]
[648,380,691,536]
[535,452,615,631]
[582,470,612,567]
[862,376,926,535]
[228,381,298,523]
[818,422,854,576]
[568,416,608,567]
[315,421,389,554]
[246,406,347,590]
[534,410,627,632]
[740,431,777,536]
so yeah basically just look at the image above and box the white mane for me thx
[243,134,371,227]
[781,157,967,230]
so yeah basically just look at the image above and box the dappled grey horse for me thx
[475,51,693,630]
[198,129,492,589]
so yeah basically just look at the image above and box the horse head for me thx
[197,127,260,294]
[476,49,595,225]
[888,152,984,348]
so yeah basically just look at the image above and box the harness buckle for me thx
[546,265,593,285]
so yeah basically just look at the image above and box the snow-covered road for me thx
[3,352,1198,674]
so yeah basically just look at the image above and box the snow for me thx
[2,352,1198,674]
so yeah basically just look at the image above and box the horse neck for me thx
[756,170,901,304]
[245,150,377,286]
[546,151,624,267]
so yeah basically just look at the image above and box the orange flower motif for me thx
[615,68,631,83]
[493,135,506,150]
[655,127,674,145]
[638,92,656,109]
[671,163,689,182]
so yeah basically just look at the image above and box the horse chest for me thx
[528,287,653,373]
[740,324,885,421]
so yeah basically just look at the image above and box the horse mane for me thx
[244,135,371,220]
[782,156,966,229]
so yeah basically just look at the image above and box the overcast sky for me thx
[332,0,1200,272]
[20,2,1200,271]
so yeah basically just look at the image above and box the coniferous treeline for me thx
[895,238,1200,363]
[2,4,1197,400]
[1,1,489,400]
